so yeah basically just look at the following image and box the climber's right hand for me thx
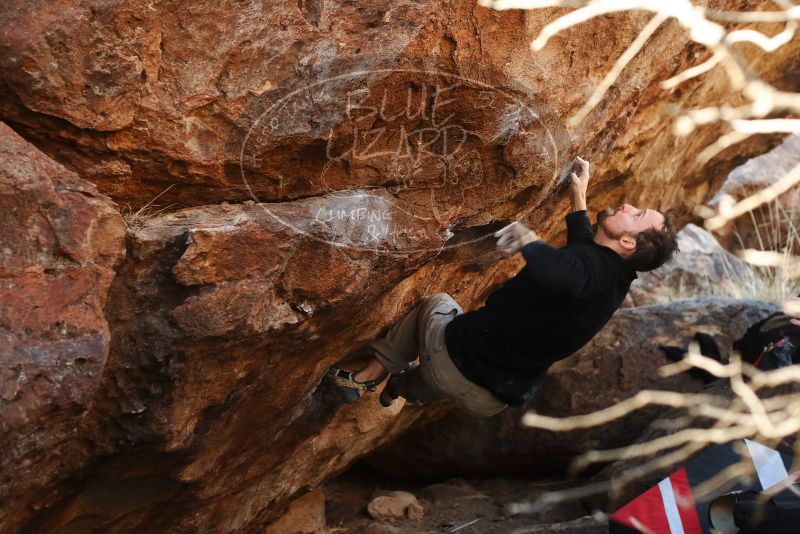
[494,221,540,256]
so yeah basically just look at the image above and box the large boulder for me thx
[0,0,796,216]
[0,123,126,527]
[366,299,778,480]
[0,0,799,531]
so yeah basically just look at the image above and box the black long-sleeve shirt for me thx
[444,210,637,406]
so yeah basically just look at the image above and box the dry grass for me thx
[121,185,177,229]
[653,198,800,305]
[728,196,800,304]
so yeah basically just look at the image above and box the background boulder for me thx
[709,135,800,251]
[624,224,753,307]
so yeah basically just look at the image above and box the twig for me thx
[448,518,481,532]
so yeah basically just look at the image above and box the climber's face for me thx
[597,204,665,252]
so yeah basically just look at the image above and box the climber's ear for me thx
[619,234,636,254]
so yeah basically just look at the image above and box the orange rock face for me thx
[0,0,799,531]
[2,0,796,217]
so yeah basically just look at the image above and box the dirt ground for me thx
[321,463,609,533]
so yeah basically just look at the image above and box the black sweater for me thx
[444,210,637,406]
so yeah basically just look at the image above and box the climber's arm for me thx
[519,242,595,299]
[568,156,590,213]
[566,156,595,244]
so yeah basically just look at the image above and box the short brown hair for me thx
[626,215,679,272]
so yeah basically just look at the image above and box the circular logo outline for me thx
[233,62,571,255]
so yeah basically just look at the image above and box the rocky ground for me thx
[306,464,607,534]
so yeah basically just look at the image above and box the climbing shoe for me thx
[328,367,381,404]
[379,377,399,407]
[379,363,419,407]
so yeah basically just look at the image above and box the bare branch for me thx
[569,13,668,128]
[704,6,800,23]
[661,49,724,90]
[571,425,754,472]
[697,130,753,164]
[522,390,713,430]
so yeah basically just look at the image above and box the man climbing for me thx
[329,156,679,416]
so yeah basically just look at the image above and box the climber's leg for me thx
[364,296,428,377]
[420,336,507,417]
[329,296,428,402]
[384,292,507,417]
[378,293,460,406]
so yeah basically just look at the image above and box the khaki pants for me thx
[369,293,507,417]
